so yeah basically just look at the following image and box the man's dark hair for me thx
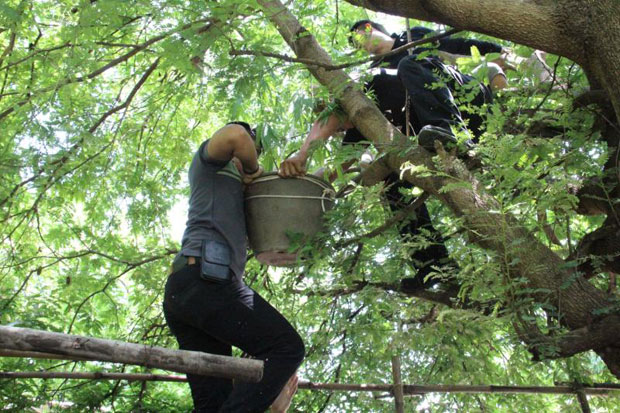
[349,19,390,36]
[227,121,262,154]
[227,121,255,139]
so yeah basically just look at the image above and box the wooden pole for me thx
[0,348,91,362]
[556,382,620,390]
[573,382,592,413]
[299,381,392,392]
[400,384,611,396]
[0,371,186,382]
[0,326,263,382]
[0,369,617,397]
[576,390,592,413]
[391,356,405,413]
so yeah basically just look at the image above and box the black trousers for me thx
[163,263,305,413]
[391,56,491,289]
[397,55,492,140]
[384,174,453,289]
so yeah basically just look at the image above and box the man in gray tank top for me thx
[163,122,304,412]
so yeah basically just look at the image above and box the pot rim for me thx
[247,171,334,190]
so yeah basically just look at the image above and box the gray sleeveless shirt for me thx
[180,140,247,279]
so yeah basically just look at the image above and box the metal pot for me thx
[245,173,335,266]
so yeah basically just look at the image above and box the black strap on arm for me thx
[438,37,502,56]
[198,139,228,169]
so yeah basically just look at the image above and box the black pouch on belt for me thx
[170,254,189,274]
[200,239,232,283]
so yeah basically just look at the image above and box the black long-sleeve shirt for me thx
[373,27,503,69]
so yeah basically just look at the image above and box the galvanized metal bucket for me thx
[245,172,336,266]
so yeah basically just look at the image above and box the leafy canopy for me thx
[0,0,616,411]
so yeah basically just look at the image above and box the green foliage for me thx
[0,1,617,412]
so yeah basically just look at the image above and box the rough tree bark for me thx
[257,0,620,378]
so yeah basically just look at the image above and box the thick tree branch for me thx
[514,314,620,370]
[568,216,620,275]
[537,211,562,246]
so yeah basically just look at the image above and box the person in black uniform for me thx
[280,21,504,293]
[350,19,502,146]
[164,122,304,412]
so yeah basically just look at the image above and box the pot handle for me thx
[321,188,336,213]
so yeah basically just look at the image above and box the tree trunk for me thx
[257,0,620,378]
[0,326,263,382]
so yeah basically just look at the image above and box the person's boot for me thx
[417,125,458,152]
[418,125,478,164]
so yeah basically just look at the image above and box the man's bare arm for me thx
[206,124,259,174]
[279,112,352,177]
